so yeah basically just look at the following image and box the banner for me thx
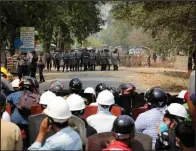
[20,27,35,51]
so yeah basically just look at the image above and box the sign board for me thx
[20,27,35,51]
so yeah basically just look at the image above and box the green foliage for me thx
[1,1,104,52]
[111,1,196,55]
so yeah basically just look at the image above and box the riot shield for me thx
[132,92,146,108]
[28,114,54,145]
[85,132,114,150]
[68,115,87,144]
[116,95,132,115]
[132,132,152,151]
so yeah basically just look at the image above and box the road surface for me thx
[39,67,146,93]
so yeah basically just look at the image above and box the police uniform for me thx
[111,52,120,71]
[82,50,90,71]
[69,51,75,71]
[17,52,29,80]
[62,52,69,72]
[75,51,81,71]
[105,51,112,70]
[100,51,107,71]
[89,51,96,71]
[53,51,62,71]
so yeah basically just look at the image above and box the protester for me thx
[28,96,82,150]
[1,91,23,150]
[86,90,117,133]
[103,115,135,150]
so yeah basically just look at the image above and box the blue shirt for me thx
[7,91,28,125]
[28,126,82,150]
[135,106,167,148]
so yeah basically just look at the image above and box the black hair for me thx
[53,120,69,129]
[175,121,195,148]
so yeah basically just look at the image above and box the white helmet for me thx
[166,103,188,118]
[44,96,72,123]
[12,79,20,88]
[84,87,96,96]
[40,91,56,105]
[177,90,187,99]
[66,94,85,111]
[96,90,114,106]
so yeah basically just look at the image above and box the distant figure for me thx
[153,53,157,63]
[37,52,45,83]
[147,54,151,67]
[45,50,52,71]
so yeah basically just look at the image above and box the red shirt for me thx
[103,141,132,151]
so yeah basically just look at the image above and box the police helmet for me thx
[145,87,168,108]
[95,83,107,94]
[112,115,135,140]
[69,78,82,93]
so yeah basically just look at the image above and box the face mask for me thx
[159,122,168,132]
[98,104,110,113]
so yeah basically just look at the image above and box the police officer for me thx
[17,51,29,80]
[62,50,69,72]
[53,49,62,71]
[101,49,107,71]
[69,78,83,94]
[89,49,96,71]
[86,90,117,133]
[105,49,112,70]
[75,50,81,71]
[29,50,38,78]
[69,50,75,71]
[82,48,90,71]
[80,49,84,71]
[66,94,97,137]
[112,49,120,71]
[45,50,52,71]
[135,87,168,148]
[103,115,135,150]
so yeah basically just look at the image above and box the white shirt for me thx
[28,126,82,150]
[2,111,11,122]
[86,110,117,133]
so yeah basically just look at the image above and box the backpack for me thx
[16,91,40,115]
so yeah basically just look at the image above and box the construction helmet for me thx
[165,103,188,124]
[97,90,115,106]
[84,87,96,96]
[69,78,82,93]
[44,96,72,123]
[177,90,187,99]
[66,94,85,111]
[112,115,135,140]
[1,67,8,80]
[40,91,56,106]
[12,79,20,88]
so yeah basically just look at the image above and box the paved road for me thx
[39,68,145,93]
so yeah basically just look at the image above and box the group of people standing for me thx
[45,48,120,72]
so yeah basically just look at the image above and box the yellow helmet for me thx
[1,67,8,80]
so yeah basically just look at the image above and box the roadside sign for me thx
[14,37,23,48]
[20,27,35,51]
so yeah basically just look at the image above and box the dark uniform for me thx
[105,50,112,70]
[53,51,62,71]
[89,49,96,71]
[100,50,107,71]
[29,51,38,78]
[75,51,81,71]
[45,51,52,71]
[148,54,151,67]
[62,51,69,72]
[153,53,157,63]
[112,50,120,71]
[69,50,75,71]
[37,53,45,83]
[82,49,90,71]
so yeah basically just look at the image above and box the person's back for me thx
[1,119,23,150]
[87,111,117,133]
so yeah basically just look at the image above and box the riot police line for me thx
[1,75,196,151]
[52,48,120,72]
